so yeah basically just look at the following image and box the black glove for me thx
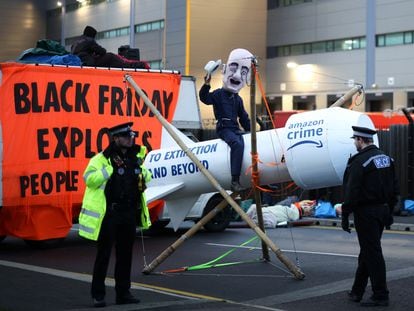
[102,143,113,159]
[341,214,351,233]
[385,213,394,230]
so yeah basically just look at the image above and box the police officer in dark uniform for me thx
[342,126,399,307]
[85,122,151,308]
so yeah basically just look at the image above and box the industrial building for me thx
[1,0,414,118]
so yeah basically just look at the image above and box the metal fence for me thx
[378,124,414,201]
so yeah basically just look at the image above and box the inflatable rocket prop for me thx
[144,107,377,230]
[126,48,376,231]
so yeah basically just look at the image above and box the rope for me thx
[255,68,276,128]
[349,86,365,110]
[122,79,135,121]
[247,151,300,193]
[161,235,259,274]
[250,67,301,198]
[139,228,148,269]
[123,79,150,139]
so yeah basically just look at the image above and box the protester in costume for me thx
[199,48,253,192]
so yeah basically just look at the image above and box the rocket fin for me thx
[145,182,185,203]
[165,196,200,231]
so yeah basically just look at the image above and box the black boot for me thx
[231,176,243,192]
[93,297,106,308]
[116,292,140,305]
[347,291,363,302]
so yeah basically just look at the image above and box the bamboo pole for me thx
[125,74,305,280]
[142,194,236,274]
[249,62,270,261]
[329,84,363,108]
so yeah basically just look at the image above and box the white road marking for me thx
[205,242,359,258]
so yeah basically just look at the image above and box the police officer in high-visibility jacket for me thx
[79,122,151,308]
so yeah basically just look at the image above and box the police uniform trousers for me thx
[217,128,244,177]
[352,204,389,300]
[91,210,136,300]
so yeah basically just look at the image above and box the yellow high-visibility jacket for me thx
[78,146,151,241]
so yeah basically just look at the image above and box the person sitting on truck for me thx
[71,25,150,69]
[199,48,253,192]
[78,122,152,308]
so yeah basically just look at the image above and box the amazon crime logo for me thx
[286,119,324,151]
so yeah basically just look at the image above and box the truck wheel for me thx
[202,194,232,232]
[24,238,65,249]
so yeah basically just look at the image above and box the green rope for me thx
[186,235,259,271]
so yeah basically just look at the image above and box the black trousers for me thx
[352,204,389,300]
[91,214,136,300]
[217,128,244,178]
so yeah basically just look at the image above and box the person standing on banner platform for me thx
[78,122,151,308]
[199,48,253,192]
[341,125,399,307]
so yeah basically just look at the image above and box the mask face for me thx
[222,48,253,93]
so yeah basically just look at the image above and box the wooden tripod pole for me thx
[249,62,270,261]
[125,74,305,280]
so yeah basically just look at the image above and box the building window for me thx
[267,0,279,9]
[404,31,413,44]
[326,40,334,52]
[267,0,312,9]
[282,46,290,56]
[96,27,130,40]
[283,0,312,7]
[149,60,162,69]
[385,33,404,46]
[267,30,414,59]
[267,46,278,58]
[290,44,304,55]
[311,41,325,53]
[377,35,385,47]
[135,20,165,33]
[66,20,165,45]
[304,43,312,54]
[360,37,366,48]
[378,30,413,47]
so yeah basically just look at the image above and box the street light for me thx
[287,62,315,83]
[286,62,298,69]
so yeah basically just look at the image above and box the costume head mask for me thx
[222,48,253,93]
